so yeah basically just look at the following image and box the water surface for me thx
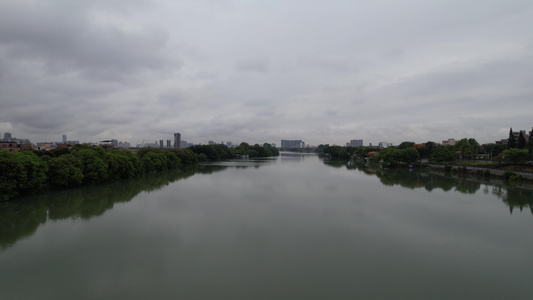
[1,152,532,299]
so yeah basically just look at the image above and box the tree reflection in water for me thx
[325,159,533,216]
[0,166,209,250]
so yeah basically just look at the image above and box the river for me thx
[1,152,532,299]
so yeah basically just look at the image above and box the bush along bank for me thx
[189,142,279,161]
[0,145,198,202]
[1,143,280,202]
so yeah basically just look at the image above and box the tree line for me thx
[317,137,533,166]
[189,142,279,161]
[0,142,279,202]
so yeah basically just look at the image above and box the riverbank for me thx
[426,163,533,182]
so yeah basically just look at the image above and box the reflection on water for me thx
[1,167,193,249]
[280,151,316,162]
[0,160,278,250]
[324,158,533,215]
[2,154,533,300]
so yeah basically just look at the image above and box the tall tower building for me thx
[174,133,181,149]
[62,135,67,143]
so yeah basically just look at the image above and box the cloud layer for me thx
[1,0,532,146]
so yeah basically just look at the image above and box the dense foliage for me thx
[317,136,533,167]
[1,146,195,201]
[369,147,420,166]
[1,142,278,201]
[189,143,279,161]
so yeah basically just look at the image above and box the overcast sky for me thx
[1,0,532,146]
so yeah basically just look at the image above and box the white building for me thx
[442,138,457,146]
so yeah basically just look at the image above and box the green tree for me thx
[527,140,533,155]
[189,145,230,160]
[73,149,108,183]
[315,144,329,154]
[482,143,507,159]
[508,128,516,148]
[517,132,526,149]
[46,154,84,187]
[0,151,49,201]
[503,148,530,164]
[454,138,481,160]
[142,152,169,172]
[433,146,455,163]
[262,143,280,156]
[378,148,402,165]
[418,141,436,159]
[0,151,25,201]
[105,150,137,180]
[48,147,71,157]
[12,151,48,191]
[402,148,421,163]
[164,151,182,169]
[398,141,415,149]
[324,145,349,159]
[171,148,198,165]
[467,138,481,154]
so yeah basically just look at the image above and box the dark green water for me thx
[1,152,533,299]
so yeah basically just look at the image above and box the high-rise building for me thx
[62,135,67,143]
[160,140,164,148]
[348,139,363,147]
[174,133,181,149]
[3,132,12,141]
[281,140,305,148]
[167,140,171,148]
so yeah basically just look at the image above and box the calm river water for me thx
[1,152,533,299]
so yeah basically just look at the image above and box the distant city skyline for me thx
[1,1,532,147]
[3,126,533,149]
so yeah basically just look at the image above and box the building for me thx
[348,139,363,147]
[36,142,53,150]
[281,140,305,148]
[0,141,19,151]
[118,141,131,148]
[3,132,13,141]
[442,138,457,146]
[174,133,181,149]
[378,142,391,148]
[160,140,164,148]
[62,135,67,143]
[167,140,171,148]
[513,130,529,142]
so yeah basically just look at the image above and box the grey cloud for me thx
[235,57,270,73]
[0,0,179,83]
[1,0,532,145]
